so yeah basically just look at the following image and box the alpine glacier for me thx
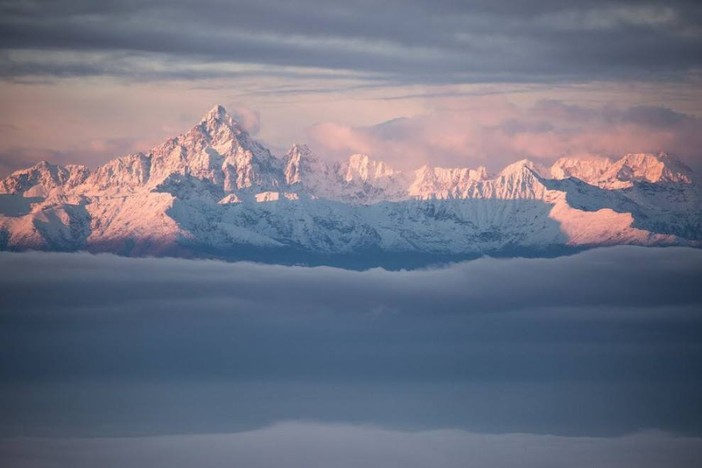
[1,105,700,267]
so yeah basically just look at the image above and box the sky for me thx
[1,0,702,175]
[1,246,701,466]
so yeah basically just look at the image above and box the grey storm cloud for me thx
[0,0,701,83]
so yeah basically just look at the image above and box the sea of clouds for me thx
[1,246,701,466]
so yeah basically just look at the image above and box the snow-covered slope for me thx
[551,153,694,189]
[1,105,700,267]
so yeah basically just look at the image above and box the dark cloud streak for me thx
[1,0,701,84]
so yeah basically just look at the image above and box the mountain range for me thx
[1,105,700,268]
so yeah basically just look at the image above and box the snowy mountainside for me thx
[0,105,700,268]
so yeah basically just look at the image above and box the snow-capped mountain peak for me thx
[551,152,694,188]
[204,104,228,121]
[284,143,317,186]
[0,105,700,267]
[341,154,397,183]
[0,160,90,197]
[612,152,693,185]
[199,104,246,138]
[195,104,250,148]
[499,159,539,177]
[550,156,612,182]
[143,105,283,193]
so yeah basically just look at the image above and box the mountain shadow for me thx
[163,196,572,270]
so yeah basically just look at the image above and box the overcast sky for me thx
[1,0,701,174]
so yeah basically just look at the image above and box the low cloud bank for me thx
[0,247,701,438]
[2,423,701,468]
[1,245,700,315]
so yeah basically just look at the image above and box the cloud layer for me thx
[1,247,701,439]
[308,99,702,171]
[1,1,701,84]
[2,423,701,468]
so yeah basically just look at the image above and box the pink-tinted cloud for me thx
[228,105,261,136]
[306,99,702,172]
[2,96,701,179]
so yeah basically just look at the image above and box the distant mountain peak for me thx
[551,152,694,188]
[1,105,700,266]
[33,160,54,169]
[201,104,234,125]
[342,153,396,182]
[206,104,227,117]
[498,159,548,178]
[288,143,313,157]
[618,152,693,180]
[196,104,246,138]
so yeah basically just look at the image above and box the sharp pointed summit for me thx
[207,104,227,117]
[550,152,695,188]
[201,104,235,123]
[199,104,244,135]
